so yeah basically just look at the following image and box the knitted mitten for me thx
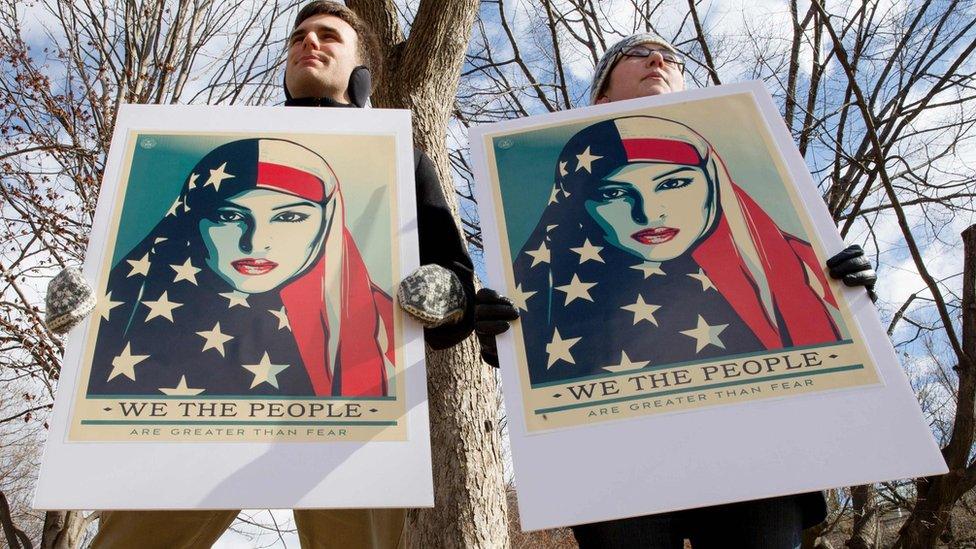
[397,264,466,328]
[45,267,96,334]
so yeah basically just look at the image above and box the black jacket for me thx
[284,96,476,349]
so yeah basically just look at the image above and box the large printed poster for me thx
[486,91,879,432]
[75,132,404,442]
[35,105,432,509]
[471,83,947,530]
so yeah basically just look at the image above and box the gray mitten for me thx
[397,264,466,328]
[45,267,96,334]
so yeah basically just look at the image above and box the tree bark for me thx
[348,1,510,546]
[686,0,721,85]
[1,490,32,549]
[40,511,88,549]
[784,0,801,130]
[895,224,976,548]
[847,485,878,549]
[802,527,836,549]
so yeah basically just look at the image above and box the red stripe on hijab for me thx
[257,162,325,202]
[622,138,700,165]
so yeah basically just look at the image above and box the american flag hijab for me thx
[514,116,842,385]
[88,138,394,397]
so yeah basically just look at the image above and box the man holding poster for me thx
[40,1,514,547]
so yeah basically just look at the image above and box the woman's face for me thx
[200,188,325,293]
[584,162,712,262]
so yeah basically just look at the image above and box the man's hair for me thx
[292,1,384,83]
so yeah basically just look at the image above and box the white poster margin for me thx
[34,104,433,510]
[469,82,948,531]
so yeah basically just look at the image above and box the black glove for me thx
[475,288,519,367]
[826,244,878,302]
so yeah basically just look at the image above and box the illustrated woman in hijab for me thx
[515,116,846,385]
[87,138,394,397]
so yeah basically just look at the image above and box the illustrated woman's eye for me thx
[215,209,246,223]
[656,177,694,191]
[272,211,311,223]
[597,187,629,200]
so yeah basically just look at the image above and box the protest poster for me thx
[35,104,432,509]
[470,82,948,529]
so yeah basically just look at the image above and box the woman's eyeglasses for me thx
[621,46,685,72]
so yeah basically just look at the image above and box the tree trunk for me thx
[895,224,976,548]
[0,490,32,549]
[349,1,510,546]
[847,485,878,549]
[40,511,88,549]
[802,527,836,549]
[404,344,508,547]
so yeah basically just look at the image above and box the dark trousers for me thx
[572,495,804,549]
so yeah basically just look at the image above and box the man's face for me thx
[596,44,685,103]
[285,14,360,102]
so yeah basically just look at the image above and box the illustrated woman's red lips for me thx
[631,227,679,245]
[232,258,278,275]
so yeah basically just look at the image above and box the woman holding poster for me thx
[87,138,395,397]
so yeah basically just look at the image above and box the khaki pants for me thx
[91,509,406,549]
